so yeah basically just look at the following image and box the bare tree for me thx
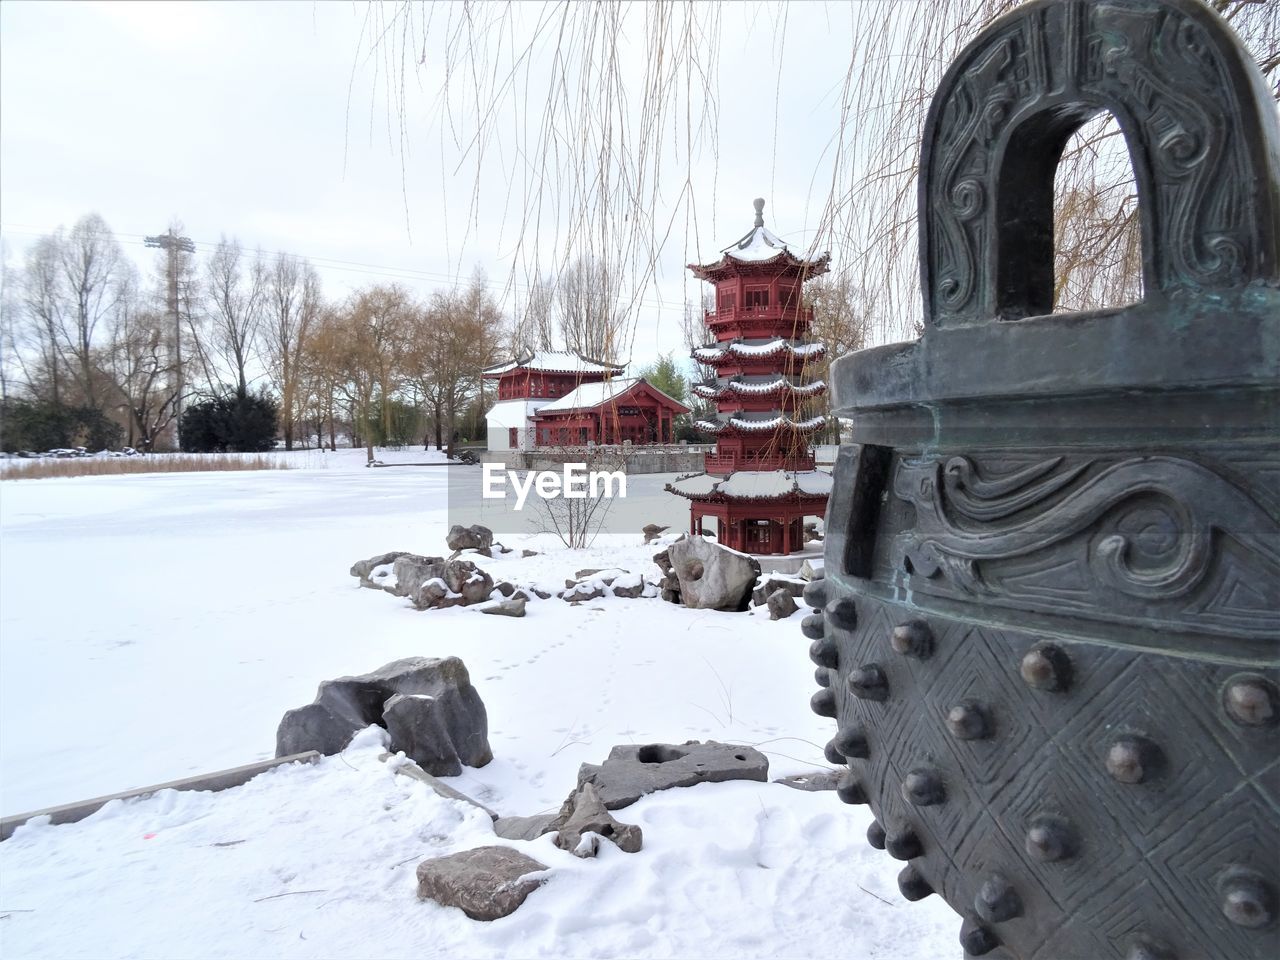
[327,284,413,463]
[262,254,321,449]
[509,274,556,357]
[555,256,626,363]
[362,1,1277,346]
[105,297,180,451]
[205,237,265,397]
[407,270,504,451]
[18,234,66,407]
[57,214,128,412]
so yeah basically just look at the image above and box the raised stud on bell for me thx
[814,667,831,688]
[898,864,933,901]
[825,597,858,631]
[836,771,868,805]
[1020,643,1071,692]
[885,829,921,861]
[1219,869,1275,929]
[974,873,1022,923]
[1223,674,1278,727]
[801,579,828,611]
[945,700,991,740]
[847,664,888,701]
[902,768,946,806]
[800,613,825,640]
[866,819,886,850]
[890,619,933,659]
[1106,736,1163,784]
[808,635,838,669]
[810,687,837,718]
[823,739,845,766]
[833,724,869,759]
[1025,815,1078,862]
[959,917,1000,956]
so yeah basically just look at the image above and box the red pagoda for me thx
[667,199,831,555]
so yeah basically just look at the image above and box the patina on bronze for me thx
[807,1,1279,958]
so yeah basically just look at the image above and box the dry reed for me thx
[0,454,292,481]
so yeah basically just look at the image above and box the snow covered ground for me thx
[0,449,961,958]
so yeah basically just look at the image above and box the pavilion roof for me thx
[534,377,690,416]
[483,350,625,378]
[688,199,831,280]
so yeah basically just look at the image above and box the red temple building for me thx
[668,199,832,555]
[483,352,686,450]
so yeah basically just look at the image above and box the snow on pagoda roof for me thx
[483,350,625,378]
[668,469,833,500]
[534,377,689,415]
[695,414,828,434]
[689,199,831,277]
[693,377,827,399]
[692,339,826,363]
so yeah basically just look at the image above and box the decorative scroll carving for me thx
[920,0,1280,326]
[893,455,1280,625]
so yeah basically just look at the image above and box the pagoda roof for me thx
[689,199,831,279]
[693,377,827,400]
[695,413,827,435]
[692,338,825,364]
[667,469,833,501]
[534,377,689,416]
[483,350,625,378]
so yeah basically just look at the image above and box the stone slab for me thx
[0,752,321,841]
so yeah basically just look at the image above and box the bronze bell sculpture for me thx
[809,0,1279,957]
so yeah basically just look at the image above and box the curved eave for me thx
[688,250,832,282]
[666,485,831,504]
[693,379,828,401]
[695,416,828,435]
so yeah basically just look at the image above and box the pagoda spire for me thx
[753,197,765,228]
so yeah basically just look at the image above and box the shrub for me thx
[0,399,123,452]
[180,393,279,453]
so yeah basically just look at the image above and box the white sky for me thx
[1,1,883,369]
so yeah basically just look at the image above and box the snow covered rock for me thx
[389,554,446,597]
[479,597,526,618]
[752,575,805,607]
[773,770,841,792]
[576,740,769,810]
[492,814,556,841]
[350,551,412,588]
[667,536,760,611]
[642,523,669,544]
[767,589,799,620]
[549,782,642,858]
[275,656,492,775]
[799,557,825,581]
[446,524,494,556]
[411,559,495,610]
[416,846,548,921]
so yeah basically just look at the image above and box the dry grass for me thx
[0,454,293,481]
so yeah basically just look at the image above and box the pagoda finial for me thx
[753,197,765,228]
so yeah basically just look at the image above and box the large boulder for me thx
[275,656,492,775]
[667,536,760,611]
[446,524,494,555]
[416,846,547,921]
[576,740,769,809]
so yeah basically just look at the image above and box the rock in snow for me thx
[275,656,492,776]
[416,846,548,921]
[480,597,526,618]
[549,782,642,858]
[766,588,799,620]
[576,740,768,810]
[667,536,760,611]
[446,524,494,555]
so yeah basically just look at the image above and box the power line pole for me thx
[144,229,195,448]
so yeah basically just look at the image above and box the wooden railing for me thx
[705,451,816,475]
